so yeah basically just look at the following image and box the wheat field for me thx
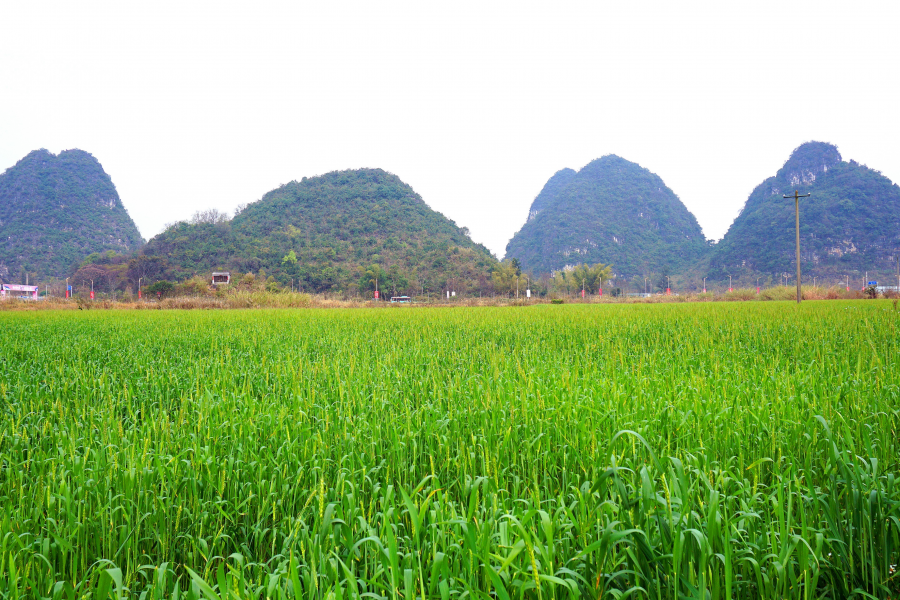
[0,301,898,599]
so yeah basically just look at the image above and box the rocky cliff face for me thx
[0,149,144,281]
[771,141,842,194]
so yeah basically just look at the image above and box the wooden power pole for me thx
[784,190,811,303]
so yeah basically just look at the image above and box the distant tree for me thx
[570,262,613,293]
[282,250,298,265]
[127,255,171,289]
[359,264,387,293]
[491,260,524,295]
[385,264,409,295]
[190,208,230,225]
[146,280,174,298]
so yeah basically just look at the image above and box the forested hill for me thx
[141,168,497,295]
[505,155,707,278]
[0,149,144,281]
[707,141,900,283]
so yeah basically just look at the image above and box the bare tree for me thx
[190,208,230,225]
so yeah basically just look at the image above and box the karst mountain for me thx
[505,155,707,279]
[0,149,144,281]
[707,141,900,285]
[141,168,497,295]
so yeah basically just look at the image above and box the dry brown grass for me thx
[0,285,883,311]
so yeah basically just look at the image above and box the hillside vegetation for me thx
[141,168,497,296]
[707,141,900,285]
[506,155,708,280]
[0,149,144,281]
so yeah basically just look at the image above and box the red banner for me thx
[374,290,379,299]
[90,291,95,299]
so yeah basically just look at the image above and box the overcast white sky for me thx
[1,2,898,258]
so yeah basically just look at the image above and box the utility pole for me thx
[729,275,732,292]
[703,277,706,293]
[784,190,811,304]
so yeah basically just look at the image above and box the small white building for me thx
[211,272,231,285]
[1,284,39,299]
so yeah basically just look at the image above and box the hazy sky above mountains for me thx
[1,2,898,258]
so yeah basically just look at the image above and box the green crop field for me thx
[1,302,898,599]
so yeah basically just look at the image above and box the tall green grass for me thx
[0,301,898,598]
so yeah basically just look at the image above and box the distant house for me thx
[211,272,231,285]
[1,284,39,299]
